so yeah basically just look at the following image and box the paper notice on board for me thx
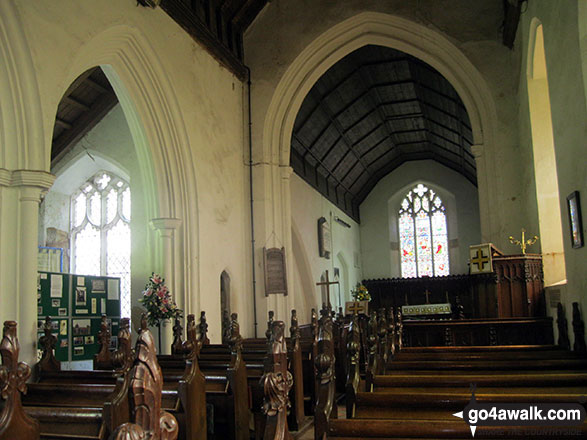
[91,298,97,314]
[77,276,85,286]
[50,274,63,297]
[101,298,106,314]
[40,273,47,280]
[107,279,119,300]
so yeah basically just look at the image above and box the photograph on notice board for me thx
[51,299,60,307]
[73,336,83,346]
[92,279,106,293]
[75,287,87,306]
[73,319,90,335]
[85,336,94,345]
[74,347,84,356]
[58,308,67,317]
[60,339,68,348]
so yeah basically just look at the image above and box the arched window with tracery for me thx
[399,183,449,278]
[71,171,131,318]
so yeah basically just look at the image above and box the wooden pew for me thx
[31,315,204,440]
[241,309,306,432]
[109,315,178,440]
[23,317,136,439]
[0,320,40,440]
[259,320,293,440]
[313,308,337,440]
[158,312,248,440]
[331,313,587,439]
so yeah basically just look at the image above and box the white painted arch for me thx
[263,11,497,165]
[262,12,499,238]
[54,24,200,313]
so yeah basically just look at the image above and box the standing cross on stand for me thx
[424,289,431,304]
[316,270,339,309]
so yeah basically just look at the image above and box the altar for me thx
[364,251,545,319]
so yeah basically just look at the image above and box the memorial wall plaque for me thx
[264,247,288,295]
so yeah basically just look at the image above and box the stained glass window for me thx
[71,171,131,318]
[398,183,449,277]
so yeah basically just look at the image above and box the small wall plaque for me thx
[318,217,331,259]
[263,247,288,295]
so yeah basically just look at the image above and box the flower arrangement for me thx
[351,283,371,302]
[140,273,182,328]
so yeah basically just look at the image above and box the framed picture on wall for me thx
[567,191,584,248]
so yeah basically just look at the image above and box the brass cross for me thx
[347,302,364,315]
[316,270,339,308]
[508,228,539,255]
[471,248,490,270]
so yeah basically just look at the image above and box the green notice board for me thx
[37,271,121,362]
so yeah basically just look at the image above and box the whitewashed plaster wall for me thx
[290,174,362,321]
[360,160,481,280]
[5,0,252,343]
[244,0,527,251]
[516,1,587,341]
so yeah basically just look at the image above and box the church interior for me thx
[0,0,586,438]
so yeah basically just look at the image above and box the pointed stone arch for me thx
[58,25,200,314]
[262,11,499,239]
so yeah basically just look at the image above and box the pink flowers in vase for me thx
[140,272,182,328]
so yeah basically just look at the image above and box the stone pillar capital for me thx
[150,218,182,237]
[0,168,55,191]
[280,165,293,180]
[470,144,484,159]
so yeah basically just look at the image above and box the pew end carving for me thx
[171,316,184,355]
[261,320,293,440]
[95,314,113,370]
[0,321,40,440]
[37,316,60,374]
[314,308,336,440]
[109,314,178,440]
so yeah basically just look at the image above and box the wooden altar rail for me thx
[365,260,545,319]
[364,274,494,318]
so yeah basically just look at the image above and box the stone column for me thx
[149,217,182,354]
[0,169,55,366]
[279,165,295,321]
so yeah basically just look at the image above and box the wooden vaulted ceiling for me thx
[291,45,475,222]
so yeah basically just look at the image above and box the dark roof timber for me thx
[502,0,524,49]
[51,67,118,167]
[292,45,476,223]
[158,0,269,81]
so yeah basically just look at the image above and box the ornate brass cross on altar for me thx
[508,228,539,255]
[316,270,339,308]
[471,248,490,271]
[347,302,365,315]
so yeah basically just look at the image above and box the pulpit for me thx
[492,253,544,317]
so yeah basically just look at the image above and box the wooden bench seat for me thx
[327,419,587,439]
[24,406,105,439]
[387,358,587,370]
[372,372,587,387]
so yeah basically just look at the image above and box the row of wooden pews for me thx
[316,304,587,439]
[1,310,304,440]
[0,317,179,440]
